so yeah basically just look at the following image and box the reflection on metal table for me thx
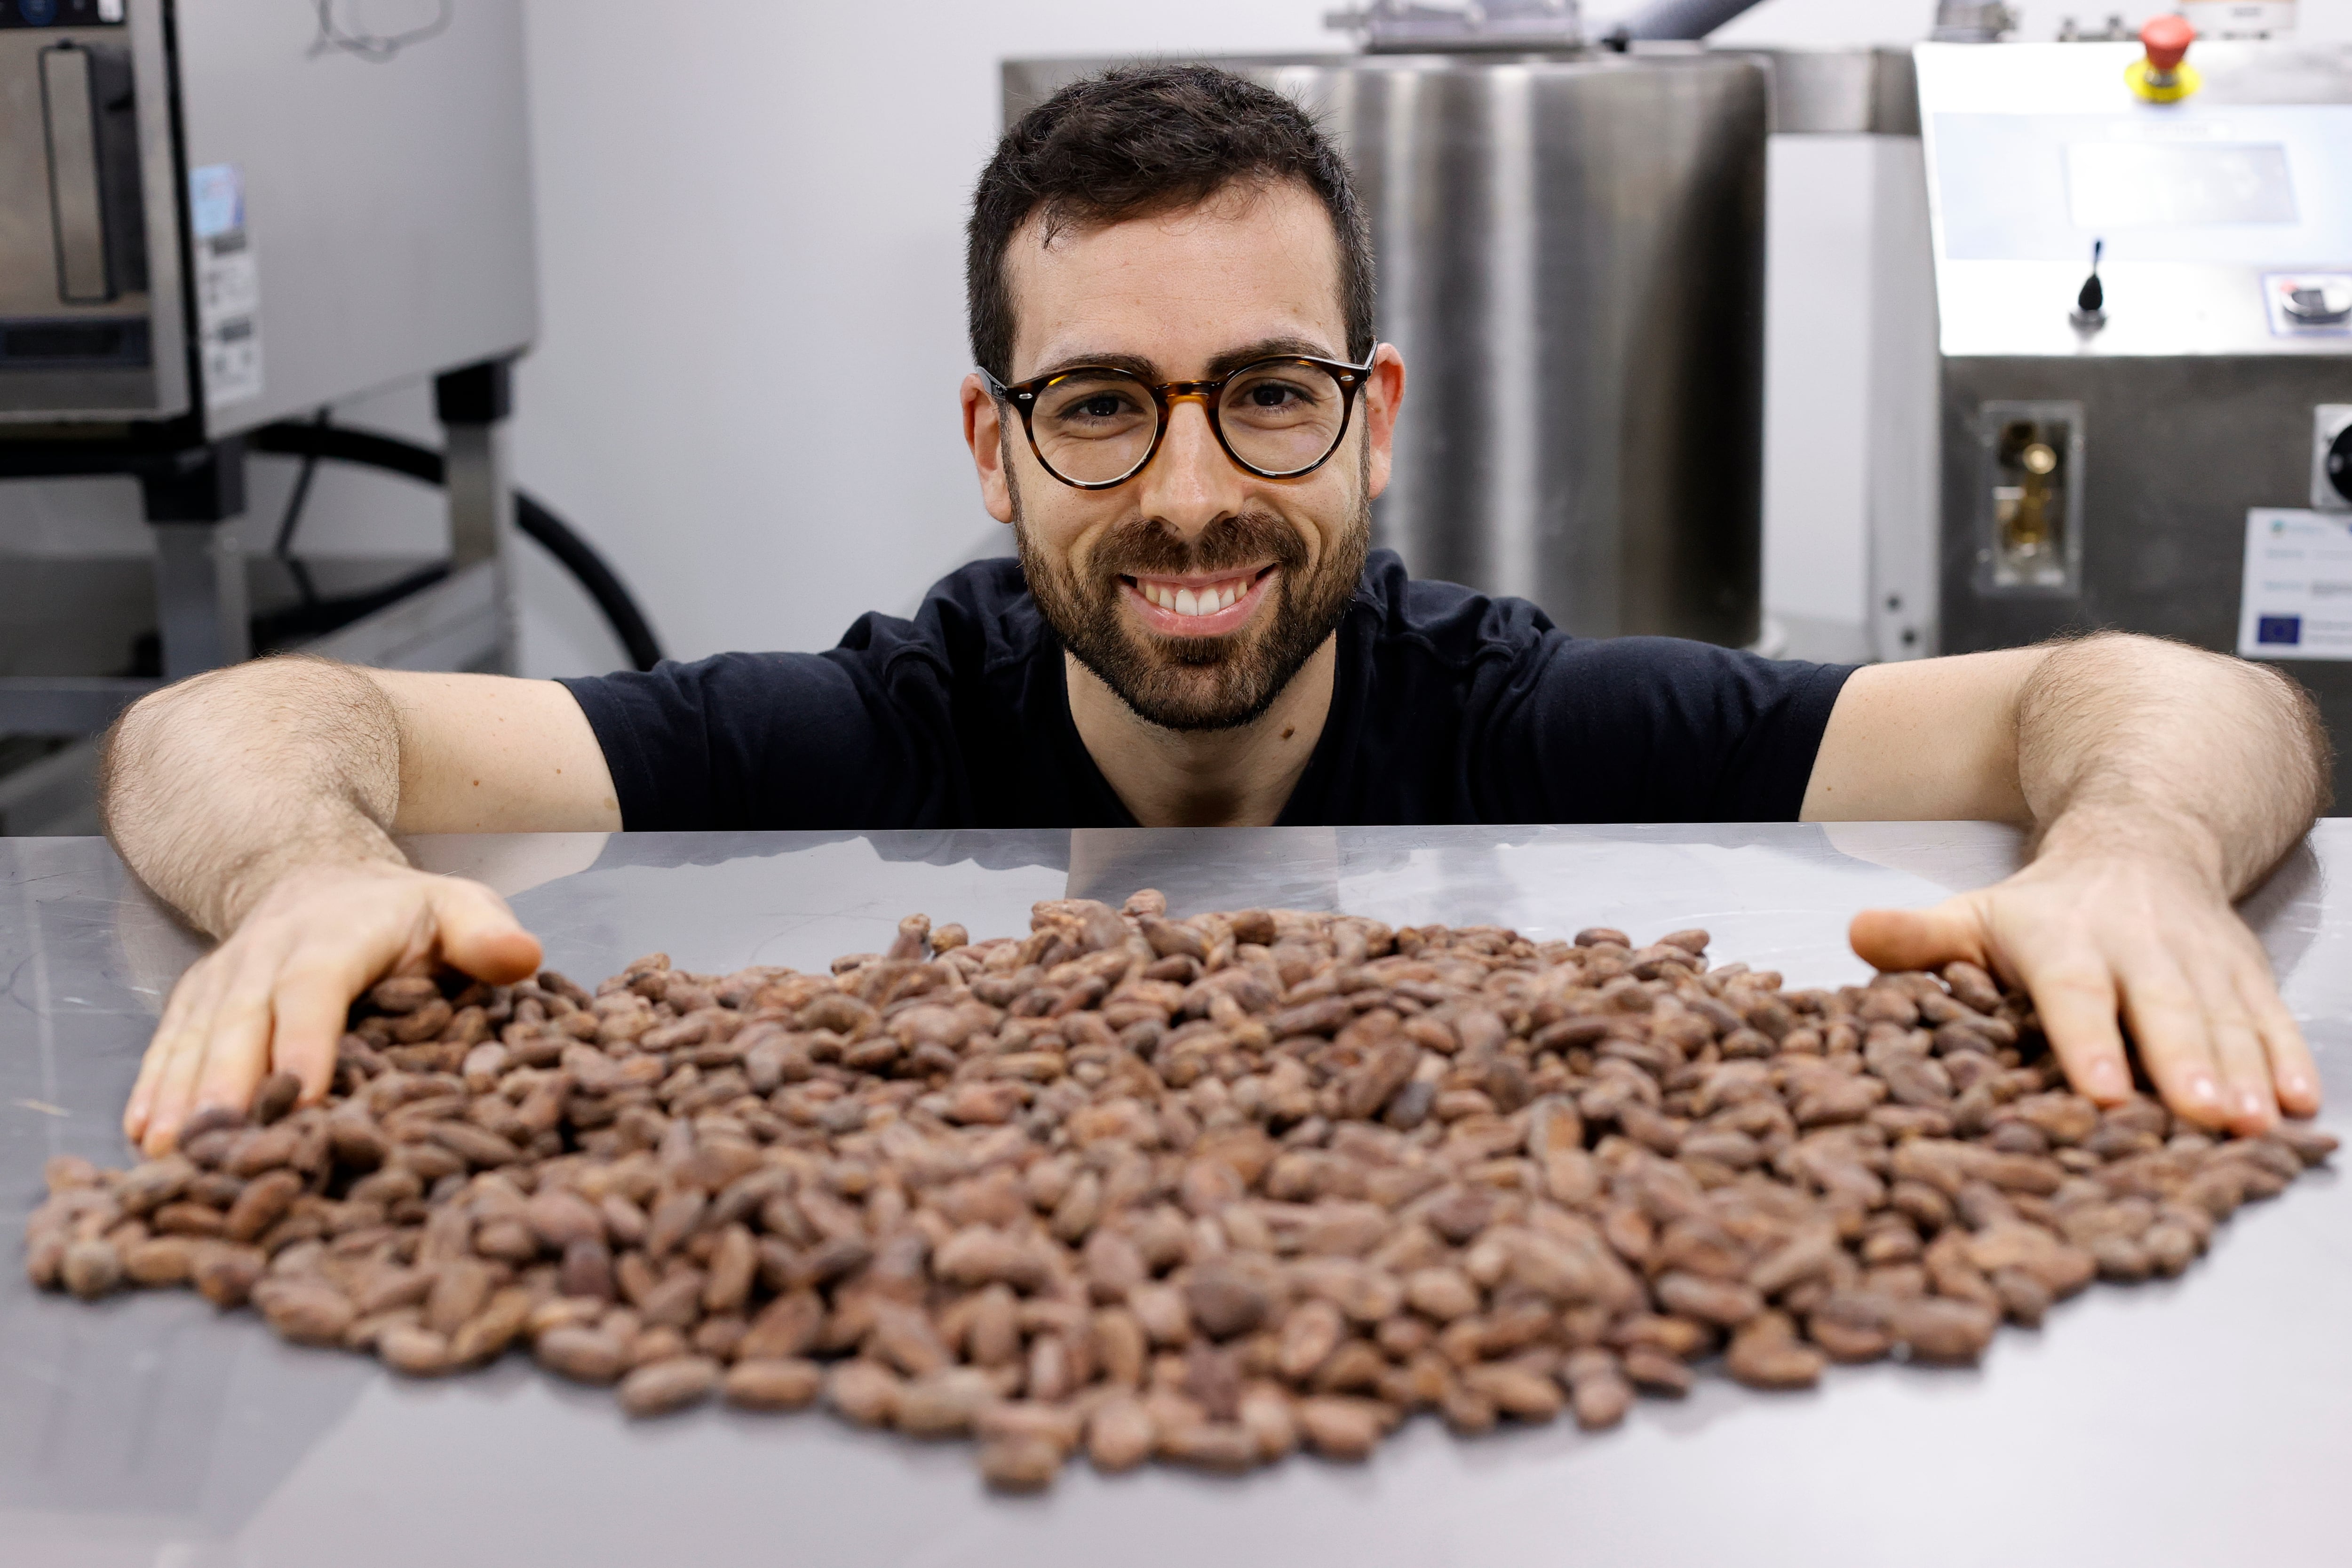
[3,822,2347,1567]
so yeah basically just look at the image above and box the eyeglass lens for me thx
[1029,361,1348,486]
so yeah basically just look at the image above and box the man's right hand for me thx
[124,861,544,1156]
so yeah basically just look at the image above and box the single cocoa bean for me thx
[258,1279,357,1346]
[380,1325,454,1376]
[826,1360,902,1427]
[61,1238,123,1299]
[1295,1396,1384,1460]
[618,1355,720,1417]
[724,1357,823,1410]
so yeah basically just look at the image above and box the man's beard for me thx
[1011,463,1368,733]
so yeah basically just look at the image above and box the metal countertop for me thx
[3,822,2347,1568]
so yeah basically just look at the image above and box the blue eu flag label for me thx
[2257,615,2303,646]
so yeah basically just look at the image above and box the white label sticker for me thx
[189,163,263,409]
[2238,507,2352,661]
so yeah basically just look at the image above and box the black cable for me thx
[514,491,665,673]
[245,420,667,672]
[272,405,331,610]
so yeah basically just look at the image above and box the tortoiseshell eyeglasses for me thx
[983,351,1375,491]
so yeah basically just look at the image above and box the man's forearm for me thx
[2016,633,2328,893]
[99,656,406,938]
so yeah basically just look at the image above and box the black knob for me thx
[2078,239,2105,314]
[2329,423,2352,505]
[2072,239,2106,328]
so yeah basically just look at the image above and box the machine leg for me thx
[139,440,251,683]
[437,358,517,674]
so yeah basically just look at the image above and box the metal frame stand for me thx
[142,439,252,680]
[0,354,520,740]
[0,438,257,735]
[435,358,518,674]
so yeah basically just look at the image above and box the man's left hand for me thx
[1849,850,2319,1134]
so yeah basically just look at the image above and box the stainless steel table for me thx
[4,823,2347,1568]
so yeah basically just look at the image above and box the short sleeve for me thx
[1481,637,1856,821]
[557,644,968,831]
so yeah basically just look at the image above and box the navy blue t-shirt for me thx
[557,551,1853,830]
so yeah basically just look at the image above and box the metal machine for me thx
[0,0,537,743]
[1904,31,2352,754]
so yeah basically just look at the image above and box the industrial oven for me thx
[0,0,536,742]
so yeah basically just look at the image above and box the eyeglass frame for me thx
[980,349,1379,492]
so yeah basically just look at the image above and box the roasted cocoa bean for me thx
[724,1357,823,1409]
[61,1238,123,1299]
[536,1326,628,1384]
[618,1355,720,1417]
[1087,1393,1157,1471]
[257,1279,357,1346]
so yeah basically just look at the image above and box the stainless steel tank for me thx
[1004,52,1769,646]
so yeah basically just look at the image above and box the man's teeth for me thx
[1140,578,1252,616]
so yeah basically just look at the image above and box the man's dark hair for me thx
[967,64,1375,382]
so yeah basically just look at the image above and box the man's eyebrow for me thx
[1203,336,1341,377]
[1022,350,1159,382]
[1018,335,1344,384]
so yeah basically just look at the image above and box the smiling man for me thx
[102,65,2326,1157]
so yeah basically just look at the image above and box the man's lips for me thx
[1120,566,1277,638]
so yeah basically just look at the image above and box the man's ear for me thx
[961,374,1017,525]
[1361,343,1407,502]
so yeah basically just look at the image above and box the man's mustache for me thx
[1084,511,1310,582]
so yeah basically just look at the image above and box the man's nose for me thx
[1135,393,1245,541]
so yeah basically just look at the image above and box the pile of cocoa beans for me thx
[22,895,2336,1490]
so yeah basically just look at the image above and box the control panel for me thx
[1917,37,2352,359]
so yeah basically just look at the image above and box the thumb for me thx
[429,878,544,984]
[1849,896,1989,975]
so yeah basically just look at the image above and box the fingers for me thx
[2008,946,2136,1106]
[141,951,236,1156]
[2241,965,2320,1120]
[187,947,280,1131]
[1848,899,1990,976]
[2109,943,2232,1130]
[2179,945,2277,1134]
[126,954,212,1146]
[270,938,391,1105]
[432,878,543,984]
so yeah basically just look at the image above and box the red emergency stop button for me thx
[2127,15,2201,102]
[2142,15,2194,72]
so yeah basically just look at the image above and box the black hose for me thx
[513,492,664,674]
[246,421,666,672]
